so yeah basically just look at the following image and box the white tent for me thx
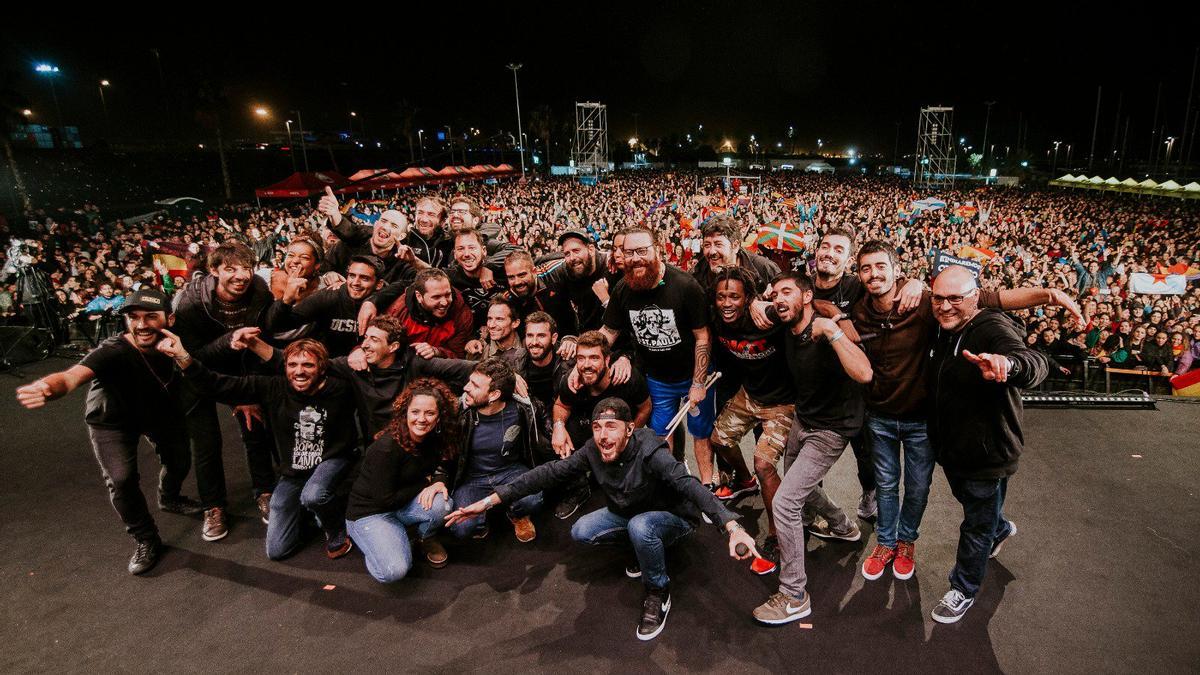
[1138,178,1159,188]
[1104,176,1121,184]
[1059,174,1077,181]
[1121,178,1140,186]
[1088,176,1105,184]
[1158,180,1182,190]
[1183,182,1200,192]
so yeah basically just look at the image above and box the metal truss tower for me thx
[914,106,957,190]
[573,102,609,175]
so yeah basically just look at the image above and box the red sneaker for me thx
[714,477,760,501]
[893,541,916,580]
[750,557,777,575]
[861,544,895,581]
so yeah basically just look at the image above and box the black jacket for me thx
[171,273,274,376]
[404,227,452,269]
[928,310,1049,480]
[451,396,552,487]
[539,251,620,333]
[496,427,739,527]
[323,216,417,285]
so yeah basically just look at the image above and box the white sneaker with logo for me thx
[753,591,812,624]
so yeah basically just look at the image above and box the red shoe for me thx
[861,544,895,581]
[893,541,916,580]
[714,477,760,501]
[750,557,777,575]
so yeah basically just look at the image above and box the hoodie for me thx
[171,272,274,375]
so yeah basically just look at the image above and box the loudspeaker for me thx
[0,326,52,366]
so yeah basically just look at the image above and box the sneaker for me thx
[158,494,204,515]
[201,507,228,542]
[861,544,896,581]
[761,535,781,561]
[554,485,590,520]
[509,515,537,543]
[990,520,1016,559]
[750,557,777,575]
[637,586,672,640]
[420,537,448,568]
[809,519,861,542]
[325,530,353,559]
[128,538,163,575]
[714,477,761,501]
[893,541,916,580]
[752,591,811,624]
[856,489,878,521]
[931,589,975,624]
[256,493,272,525]
[625,561,642,579]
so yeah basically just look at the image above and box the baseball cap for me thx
[557,229,593,247]
[591,397,633,423]
[120,288,170,314]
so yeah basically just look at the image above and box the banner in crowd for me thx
[957,245,996,262]
[754,222,805,252]
[1128,273,1188,295]
[929,248,983,278]
[1170,368,1200,397]
[911,198,947,214]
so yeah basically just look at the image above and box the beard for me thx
[623,257,662,292]
[568,255,595,279]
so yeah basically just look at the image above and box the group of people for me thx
[9,170,1199,641]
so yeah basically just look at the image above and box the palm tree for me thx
[391,99,419,164]
[0,71,33,212]
[189,72,233,201]
[528,104,554,172]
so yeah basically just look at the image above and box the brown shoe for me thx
[420,537,449,568]
[256,493,271,525]
[202,507,228,542]
[509,515,536,543]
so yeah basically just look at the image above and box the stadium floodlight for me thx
[254,107,269,117]
[35,63,59,73]
[22,109,33,116]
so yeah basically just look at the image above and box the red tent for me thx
[255,171,350,198]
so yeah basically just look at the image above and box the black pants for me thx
[848,430,876,494]
[946,475,1009,598]
[186,398,278,509]
[88,424,191,542]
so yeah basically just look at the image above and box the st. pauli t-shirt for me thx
[603,264,708,383]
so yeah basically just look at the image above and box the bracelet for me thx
[727,522,744,534]
[553,420,566,428]
[828,329,845,343]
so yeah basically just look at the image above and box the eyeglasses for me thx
[622,246,654,259]
[931,288,979,306]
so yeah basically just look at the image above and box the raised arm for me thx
[15,365,95,409]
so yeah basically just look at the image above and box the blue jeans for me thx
[946,475,1010,598]
[449,464,543,539]
[345,492,452,584]
[570,507,694,590]
[646,376,717,438]
[265,456,354,560]
[865,413,935,549]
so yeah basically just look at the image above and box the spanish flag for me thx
[1170,369,1200,397]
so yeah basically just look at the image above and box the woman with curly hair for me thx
[345,378,460,583]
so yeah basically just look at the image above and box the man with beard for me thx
[172,240,278,541]
[465,296,528,373]
[540,230,622,346]
[158,334,361,562]
[317,187,418,286]
[751,272,873,625]
[448,229,505,330]
[403,196,453,269]
[265,256,382,357]
[925,266,1048,624]
[446,397,758,641]
[551,330,652,519]
[382,268,474,359]
[800,227,923,523]
[448,195,513,265]
[600,227,717,480]
[503,250,578,340]
[852,241,1080,583]
[15,289,202,575]
[692,215,779,294]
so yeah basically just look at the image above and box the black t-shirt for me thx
[267,287,363,357]
[603,265,708,382]
[555,367,651,447]
[810,274,864,313]
[448,265,504,330]
[784,323,864,437]
[80,336,186,430]
[712,316,794,406]
[525,354,563,412]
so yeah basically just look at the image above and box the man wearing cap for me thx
[446,396,759,641]
[540,229,622,348]
[15,288,203,575]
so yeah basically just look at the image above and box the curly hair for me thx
[381,378,460,461]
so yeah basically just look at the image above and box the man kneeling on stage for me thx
[445,397,758,642]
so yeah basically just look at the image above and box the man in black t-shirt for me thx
[522,311,570,413]
[600,226,717,479]
[15,288,201,575]
[750,272,874,626]
[553,331,652,452]
[265,255,382,357]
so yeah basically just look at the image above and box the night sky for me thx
[3,4,1199,161]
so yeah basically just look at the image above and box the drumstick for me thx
[665,372,723,437]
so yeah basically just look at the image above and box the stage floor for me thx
[3,356,1198,673]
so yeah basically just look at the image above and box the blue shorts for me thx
[646,376,717,439]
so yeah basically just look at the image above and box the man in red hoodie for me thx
[384,268,474,359]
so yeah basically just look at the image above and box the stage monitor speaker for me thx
[0,326,52,366]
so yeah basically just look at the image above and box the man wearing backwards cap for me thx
[446,396,759,642]
[15,288,203,575]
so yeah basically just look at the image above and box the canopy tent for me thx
[255,171,349,199]
[1047,175,1200,200]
